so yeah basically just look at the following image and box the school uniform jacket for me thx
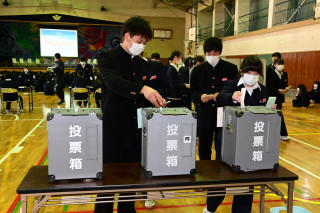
[166,64,186,99]
[75,63,94,81]
[266,64,288,104]
[190,60,238,129]
[52,60,64,85]
[98,46,148,163]
[146,60,169,98]
[218,79,268,107]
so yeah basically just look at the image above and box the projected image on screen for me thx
[40,28,78,57]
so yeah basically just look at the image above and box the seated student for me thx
[71,70,92,107]
[0,72,24,113]
[18,67,33,87]
[292,84,310,107]
[76,56,94,82]
[309,81,320,103]
[203,56,269,213]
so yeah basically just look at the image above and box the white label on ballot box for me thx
[137,108,142,129]
[216,107,224,127]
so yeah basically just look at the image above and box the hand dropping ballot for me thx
[217,88,246,127]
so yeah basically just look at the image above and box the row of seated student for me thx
[292,82,320,107]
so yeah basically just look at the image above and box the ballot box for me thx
[47,108,103,182]
[222,106,281,172]
[141,107,197,177]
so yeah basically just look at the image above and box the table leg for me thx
[287,181,294,213]
[21,194,27,213]
[260,185,265,213]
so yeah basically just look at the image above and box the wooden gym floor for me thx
[1,89,320,213]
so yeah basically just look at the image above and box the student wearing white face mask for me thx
[266,57,291,141]
[202,56,269,213]
[75,56,94,82]
[166,50,190,107]
[190,37,238,161]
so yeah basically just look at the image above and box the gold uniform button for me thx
[212,104,215,107]
[133,72,136,76]
[212,77,215,79]
[212,86,215,88]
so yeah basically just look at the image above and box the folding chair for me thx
[19,58,25,67]
[0,88,20,114]
[71,88,90,108]
[94,88,102,108]
[87,58,92,65]
[92,59,98,68]
[27,58,34,67]
[35,58,42,67]
[12,58,20,67]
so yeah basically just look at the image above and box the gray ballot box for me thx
[222,106,281,172]
[141,107,197,177]
[47,108,103,182]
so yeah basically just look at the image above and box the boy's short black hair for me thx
[169,50,183,61]
[272,52,281,58]
[203,37,223,54]
[274,58,285,65]
[151,52,160,59]
[122,16,152,40]
[55,53,61,59]
[80,56,87,62]
[240,56,263,76]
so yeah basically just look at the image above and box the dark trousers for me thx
[206,187,254,213]
[198,127,222,160]
[55,82,65,101]
[277,102,288,136]
[5,95,23,110]
[95,130,142,213]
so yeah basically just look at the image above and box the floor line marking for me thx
[280,157,320,179]
[290,136,320,151]
[0,119,44,165]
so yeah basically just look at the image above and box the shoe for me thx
[145,200,156,209]
[19,109,24,113]
[57,101,65,105]
[5,109,10,114]
[203,207,213,213]
[280,136,290,141]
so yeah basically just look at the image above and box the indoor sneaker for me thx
[57,100,65,105]
[145,200,156,209]
[203,207,213,213]
[280,136,290,141]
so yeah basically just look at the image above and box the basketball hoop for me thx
[312,3,320,20]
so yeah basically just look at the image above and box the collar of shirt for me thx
[237,77,261,96]
[170,63,179,71]
[274,69,282,79]
[120,43,135,59]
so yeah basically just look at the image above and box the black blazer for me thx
[218,79,268,107]
[75,64,94,81]
[266,65,288,104]
[146,60,169,98]
[190,60,238,128]
[52,60,64,84]
[166,64,186,99]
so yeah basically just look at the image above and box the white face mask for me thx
[276,65,284,72]
[206,56,220,67]
[80,62,86,66]
[314,84,318,89]
[129,41,145,56]
[243,73,259,86]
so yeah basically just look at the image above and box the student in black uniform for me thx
[75,56,94,82]
[190,37,238,161]
[166,50,190,107]
[292,84,310,107]
[204,55,269,213]
[51,53,65,105]
[309,81,320,103]
[266,57,290,141]
[95,16,166,213]
[70,70,92,107]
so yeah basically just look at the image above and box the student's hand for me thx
[201,94,212,103]
[271,104,277,109]
[232,91,242,103]
[185,83,190,89]
[141,86,166,107]
[278,89,287,95]
[211,92,219,102]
